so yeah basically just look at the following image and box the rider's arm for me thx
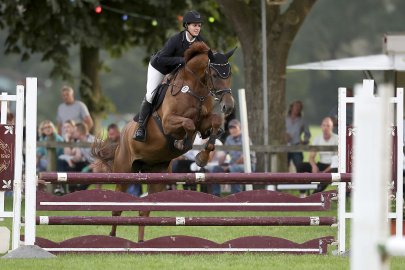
[155,34,185,67]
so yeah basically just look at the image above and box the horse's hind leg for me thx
[138,183,166,242]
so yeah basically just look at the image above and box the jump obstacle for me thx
[33,175,338,254]
[1,79,404,258]
[350,82,405,269]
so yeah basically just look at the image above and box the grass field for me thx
[1,193,405,270]
[0,126,403,269]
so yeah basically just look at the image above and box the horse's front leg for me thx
[163,114,196,151]
[195,114,224,167]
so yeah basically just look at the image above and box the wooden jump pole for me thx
[39,172,351,185]
[36,216,336,226]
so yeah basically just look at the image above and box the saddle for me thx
[133,70,188,156]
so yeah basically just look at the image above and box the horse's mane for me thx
[184,42,210,63]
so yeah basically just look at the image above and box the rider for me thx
[133,10,205,142]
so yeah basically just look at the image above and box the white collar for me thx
[185,32,196,43]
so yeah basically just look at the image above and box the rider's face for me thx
[187,23,202,36]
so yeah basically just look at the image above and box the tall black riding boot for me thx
[133,99,152,142]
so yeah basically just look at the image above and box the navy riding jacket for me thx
[150,31,205,75]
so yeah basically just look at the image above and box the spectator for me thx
[54,119,77,194]
[190,134,226,193]
[0,104,14,125]
[58,120,82,172]
[56,86,93,136]
[297,117,338,195]
[219,109,236,143]
[73,122,95,168]
[106,123,120,142]
[210,119,256,197]
[59,122,95,192]
[171,145,199,191]
[7,112,14,124]
[328,88,353,134]
[36,120,64,173]
[285,100,311,171]
[60,120,77,158]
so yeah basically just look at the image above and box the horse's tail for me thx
[91,137,118,173]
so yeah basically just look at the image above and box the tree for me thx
[1,0,318,172]
[0,1,189,131]
[216,0,317,171]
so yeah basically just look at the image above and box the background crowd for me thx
[33,85,345,198]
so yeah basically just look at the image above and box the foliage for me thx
[0,0,236,81]
[0,0,237,123]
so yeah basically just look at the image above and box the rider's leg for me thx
[133,98,152,141]
[133,63,164,142]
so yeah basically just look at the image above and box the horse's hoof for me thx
[109,232,116,237]
[195,152,208,167]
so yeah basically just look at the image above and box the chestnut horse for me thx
[92,42,235,241]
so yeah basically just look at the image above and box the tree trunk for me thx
[79,45,103,134]
[217,0,316,172]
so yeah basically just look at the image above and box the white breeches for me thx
[146,63,164,103]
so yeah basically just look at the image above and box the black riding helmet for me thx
[182,10,203,27]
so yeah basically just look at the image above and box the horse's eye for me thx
[212,73,218,79]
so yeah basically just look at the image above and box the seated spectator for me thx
[190,134,226,193]
[59,122,94,192]
[7,112,14,124]
[62,120,77,152]
[57,120,78,168]
[210,119,256,197]
[58,122,82,170]
[297,117,338,195]
[36,120,64,172]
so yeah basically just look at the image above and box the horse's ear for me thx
[225,47,237,60]
[208,49,215,62]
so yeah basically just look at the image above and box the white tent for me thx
[288,54,405,71]
[288,34,405,71]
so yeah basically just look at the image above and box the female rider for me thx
[133,10,205,142]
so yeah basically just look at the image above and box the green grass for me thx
[2,190,405,269]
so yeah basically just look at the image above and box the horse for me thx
[92,42,236,242]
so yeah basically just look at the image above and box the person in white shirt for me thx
[297,117,338,194]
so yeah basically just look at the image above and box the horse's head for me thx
[183,43,236,116]
[207,48,236,116]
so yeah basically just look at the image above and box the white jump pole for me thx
[10,86,25,250]
[24,77,38,245]
[351,80,392,270]
[238,89,253,191]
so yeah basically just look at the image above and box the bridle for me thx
[180,59,232,103]
[206,59,232,102]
